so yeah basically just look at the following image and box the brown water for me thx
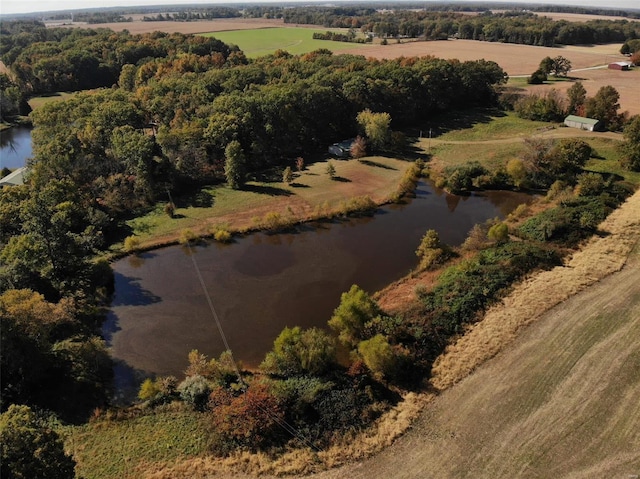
[105,181,532,401]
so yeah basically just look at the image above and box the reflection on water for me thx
[106,181,533,401]
[0,126,32,170]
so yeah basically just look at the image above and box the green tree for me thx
[0,405,75,479]
[506,158,528,188]
[356,109,391,151]
[328,284,381,348]
[585,85,621,130]
[538,56,554,75]
[566,81,587,115]
[415,229,450,270]
[261,326,336,376]
[487,222,509,243]
[224,140,246,189]
[118,63,137,92]
[618,115,640,171]
[527,69,547,85]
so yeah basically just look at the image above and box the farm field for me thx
[201,27,364,58]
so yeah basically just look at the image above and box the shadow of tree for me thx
[290,182,310,188]
[332,176,351,182]
[243,184,293,196]
[359,159,398,170]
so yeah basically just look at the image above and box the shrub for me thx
[326,161,336,179]
[282,166,294,184]
[415,229,451,270]
[210,381,285,452]
[123,235,140,252]
[350,135,367,158]
[329,285,382,348]
[295,157,305,172]
[506,158,528,189]
[575,172,605,197]
[341,195,376,216]
[357,334,395,379]
[178,375,211,411]
[179,229,199,245]
[261,326,336,376]
[444,162,487,193]
[213,229,232,243]
[163,202,175,218]
[138,378,160,401]
[487,222,509,243]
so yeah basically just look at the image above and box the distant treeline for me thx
[269,8,640,46]
[141,8,242,22]
[312,30,372,43]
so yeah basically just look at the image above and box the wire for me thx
[183,238,321,453]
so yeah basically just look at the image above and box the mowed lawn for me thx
[201,27,370,57]
[125,156,411,249]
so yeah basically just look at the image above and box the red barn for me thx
[608,62,631,71]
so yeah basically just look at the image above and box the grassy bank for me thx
[121,156,415,252]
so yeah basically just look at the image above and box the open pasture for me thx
[201,27,364,58]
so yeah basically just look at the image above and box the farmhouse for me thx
[328,139,355,158]
[564,115,602,132]
[0,166,28,187]
[608,61,632,71]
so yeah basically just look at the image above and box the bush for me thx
[357,334,395,379]
[261,326,336,376]
[178,375,211,411]
[213,229,232,243]
[123,235,140,252]
[575,173,605,197]
[415,229,451,270]
[487,222,509,243]
[328,285,382,348]
[420,242,561,334]
[163,202,175,218]
[444,162,487,193]
[179,229,199,245]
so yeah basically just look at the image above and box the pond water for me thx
[0,126,33,170]
[105,181,533,401]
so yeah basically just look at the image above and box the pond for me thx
[0,126,33,170]
[105,181,533,401]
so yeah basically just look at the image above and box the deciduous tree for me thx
[224,140,246,189]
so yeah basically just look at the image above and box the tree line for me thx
[272,7,640,46]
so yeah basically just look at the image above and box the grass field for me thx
[124,155,412,251]
[27,91,77,110]
[61,409,210,479]
[201,27,368,58]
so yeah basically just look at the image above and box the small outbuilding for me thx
[608,61,632,71]
[0,167,28,188]
[564,115,602,132]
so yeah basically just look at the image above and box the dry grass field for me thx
[65,17,287,35]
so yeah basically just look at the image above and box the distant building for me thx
[608,61,632,71]
[0,166,28,187]
[564,115,602,132]
[328,139,355,158]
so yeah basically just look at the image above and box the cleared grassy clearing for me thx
[201,28,368,57]
[429,141,523,170]
[27,91,76,110]
[62,410,210,479]
[124,156,411,250]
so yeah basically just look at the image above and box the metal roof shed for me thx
[564,115,602,132]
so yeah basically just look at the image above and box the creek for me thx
[105,181,533,401]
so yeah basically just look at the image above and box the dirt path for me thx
[426,129,622,146]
